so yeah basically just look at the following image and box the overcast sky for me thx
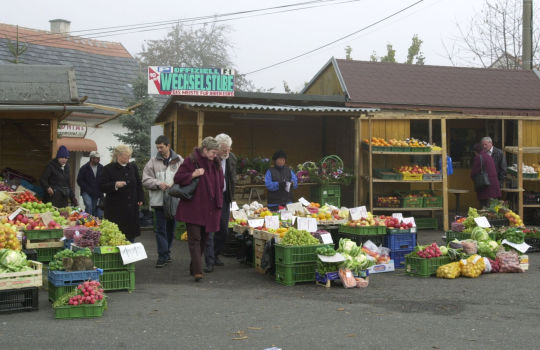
[2,0,493,92]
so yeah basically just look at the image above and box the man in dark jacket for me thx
[204,133,236,272]
[482,136,507,187]
[265,150,298,211]
[40,145,78,208]
[77,151,103,217]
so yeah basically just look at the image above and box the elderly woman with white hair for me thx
[99,144,144,242]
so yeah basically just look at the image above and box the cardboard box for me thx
[368,260,395,274]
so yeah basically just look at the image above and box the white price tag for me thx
[318,252,345,263]
[291,216,297,225]
[117,243,148,264]
[501,239,531,254]
[474,216,491,228]
[248,219,264,228]
[392,213,404,221]
[402,217,416,227]
[8,208,22,221]
[75,230,80,237]
[232,209,248,221]
[40,212,54,226]
[298,197,310,206]
[308,218,318,233]
[296,217,309,231]
[320,233,333,244]
[286,202,304,214]
[349,206,368,221]
[230,201,239,211]
[280,210,293,221]
[264,215,280,230]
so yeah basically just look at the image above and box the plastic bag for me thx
[461,240,478,255]
[361,240,380,260]
[482,257,492,273]
[355,277,369,288]
[496,250,523,273]
[459,254,485,278]
[436,262,461,279]
[377,247,391,264]
[338,268,357,288]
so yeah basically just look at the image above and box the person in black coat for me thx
[99,145,144,242]
[40,145,78,208]
[481,136,507,187]
[77,151,104,217]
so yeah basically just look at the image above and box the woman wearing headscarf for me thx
[40,145,78,208]
[99,145,144,242]
[174,137,224,282]
[264,150,298,211]
[471,143,501,208]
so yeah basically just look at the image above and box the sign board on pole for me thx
[148,67,235,96]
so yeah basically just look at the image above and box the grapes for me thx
[98,220,130,246]
[281,228,320,246]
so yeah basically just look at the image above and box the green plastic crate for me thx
[338,225,387,236]
[319,194,340,207]
[374,169,403,180]
[100,268,135,292]
[401,196,423,208]
[311,185,341,206]
[275,262,316,286]
[92,252,135,271]
[391,146,411,152]
[410,147,431,152]
[274,244,329,265]
[54,298,107,319]
[24,229,64,240]
[405,254,451,277]
[415,218,439,230]
[423,196,443,208]
[36,247,62,263]
[48,282,76,302]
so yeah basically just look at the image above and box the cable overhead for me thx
[243,0,425,76]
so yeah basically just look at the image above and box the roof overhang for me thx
[57,137,97,152]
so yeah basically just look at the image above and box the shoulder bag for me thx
[473,154,490,191]
[168,159,200,200]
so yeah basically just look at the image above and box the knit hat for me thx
[89,151,101,158]
[56,145,70,159]
[272,150,287,161]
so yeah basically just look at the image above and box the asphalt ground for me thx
[2,229,540,350]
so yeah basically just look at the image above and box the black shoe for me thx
[167,256,172,263]
[204,265,214,273]
[214,257,224,266]
[155,259,167,268]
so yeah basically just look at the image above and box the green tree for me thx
[370,35,424,64]
[6,25,27,63]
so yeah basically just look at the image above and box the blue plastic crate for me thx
[47,269,102,287]
[385,233,417,251]
[390,249,414,269]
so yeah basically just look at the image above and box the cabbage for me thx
[477,240,498,260]
[471,227,489,242]
[0,249,30,272]
[338,238,360,257]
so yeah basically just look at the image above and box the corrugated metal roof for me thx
[176,101,377,113]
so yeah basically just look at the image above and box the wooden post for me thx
[368,117,373,211]
[50,117,58,158]
[441,117,449,231]
[197,110,205,146]
[354,116,361,206]
[518,119,524,218]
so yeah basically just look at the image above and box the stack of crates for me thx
[384,230,417,269]
[310,184,341,207]
[91,246,135,292]
[23,228,64,263]
[337,225,387,247]
[0,260,42,314]
[47,268,101,302]
[274,244,328,286]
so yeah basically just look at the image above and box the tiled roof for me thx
[0,23,141,110]
[319,58,540,113]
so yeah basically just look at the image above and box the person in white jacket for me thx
[142,135,184,268]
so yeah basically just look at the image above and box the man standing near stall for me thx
[481,136,507,188]
[77,151,103,218]
[204,133,236,272]
[143,135,184,268]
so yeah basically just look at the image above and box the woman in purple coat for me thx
[174,137,224,281]
[471,143,501,208]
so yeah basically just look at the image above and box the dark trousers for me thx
[204,199,230,267]
[154,207,176,260]
[187,223,208,275]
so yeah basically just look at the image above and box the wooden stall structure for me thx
[0,65,93,183]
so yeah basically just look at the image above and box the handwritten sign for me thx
[248,219,264,228]
[392,213,404,221]
[280,210,293,221]
[40,212,54,226]
[349,206,368,221]
[264,215,280,230]
[501,239,531,254]
[230,201,239,211]
[320,233,333,244]
[117,243,148,264]
[296,217,309,231]
[232,209,248,221]
[8,208,22,221]
[402,217,416,232]
[298,197,310,206]
[286,202,304,214]
[474,216,491,228]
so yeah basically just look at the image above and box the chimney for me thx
[49,19,71,34]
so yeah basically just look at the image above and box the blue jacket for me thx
[77,161,103,199]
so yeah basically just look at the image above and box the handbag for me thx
[97,196,106,210]
[168,159,200,200]
[473,155,490,190]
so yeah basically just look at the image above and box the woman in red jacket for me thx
[174,137,224,281]
[471,143,501,208]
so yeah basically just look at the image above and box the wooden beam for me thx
[368,117,373,212]
[197,110,205,146]
[83,102,137,115]
[354,116,361,206]
[518,120,524,218]
[50,118,58,158]
[441,117,449,231]
[363,111,540,121]
[94,102,143,128]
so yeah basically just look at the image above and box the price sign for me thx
[230,201,239,211]
[8,208,22,221]
[232,209,248,221]
[320,233,333,244]
[296,217,309,231]
[349,206,368,221]
[118,243,148,264]
[264,215,280,230]
[291,216,297,225]
[308,218,318,233]
[298,197,310,206]
[248,219,264,228]
[40,212,54,226]
[402,217,416,232]
[474,216,491,228]
[280,210,293,221]
[392,213,404,221]
[286,202,304,214]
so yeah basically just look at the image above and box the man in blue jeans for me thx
[76,151,103,217]
[142,136,184,268]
